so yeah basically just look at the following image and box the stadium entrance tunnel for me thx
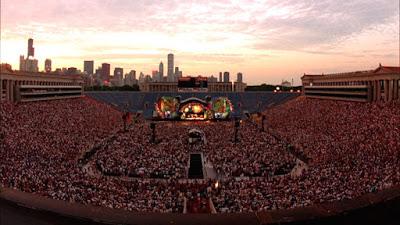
[188,154,204,179]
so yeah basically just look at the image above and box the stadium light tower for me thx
[150,122,156,143]
[261,115,266,132]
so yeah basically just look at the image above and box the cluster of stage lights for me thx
[183,104,203,114]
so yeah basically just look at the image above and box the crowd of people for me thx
[201,121,296,177]
[94,123,188,179]
[93,120,296,179]
[210,97,400,212]
[0,98,182,212]
[1,96,399,213]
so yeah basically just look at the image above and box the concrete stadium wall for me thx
[1,186,399,225]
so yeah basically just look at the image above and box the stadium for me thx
[1,66,400,225]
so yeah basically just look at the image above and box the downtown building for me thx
[44,59,52,73]
[139,80,246,92]
[140,72,247,92]
[19,38,38,72]
[124,70,137,86]
[84,60,94,75]
[111,67,124,87]
[101,63,111,83]
[167,54,174,82]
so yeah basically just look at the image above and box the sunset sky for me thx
[1,0,399,85]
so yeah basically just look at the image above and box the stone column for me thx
[1,80,4,101]
[388,80,393,102]
[394,79,399,100]
[371,81,374,101]
[378,80,382,102]
[383,80,388,102]
[367,81,372,102]
[10,80,14,102]
[6,80,11,101]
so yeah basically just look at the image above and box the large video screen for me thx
[155,96,180,119]
[212,97,233,119]
[178,77,208,88]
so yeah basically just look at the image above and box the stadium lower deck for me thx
[0,93,399,213]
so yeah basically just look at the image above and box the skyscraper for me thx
[158,61,164,82]
[19,38,38,72]
[19,55,26,71]
[27,38,34,58]
[159,61,164,78]
[219,72,222,82]
[114,67,124,86]
[130,70,137,81]
[45,59,52,73]
[174,67,179,80]
[237,72,243,82]
[124,70,137,86]
[19,55,38,72]
[223,72,230,82]
[114,67,123,77]
[139,72,145,84]
[101,63,111,82]
[167,54,174,82]
[84,60,94,75]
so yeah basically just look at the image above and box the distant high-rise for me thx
[219,72,222,82]
[45,59,52,73]
[139,72,145,84]
[208,75,218,83]
[237,72,243,82]
[19,38,38,72]
[130,70,137,81]
[27,38,34,58]
[19,55,38,72]
[101,63,111,82]
[167,54,174,81]
[152,70,158,81]
[223,72,230,82]
[19,55,26,71]
[84,60,94,75]
[174,67,179,79]
[124,70,137,86]
[159,61,164,79]
[114,67,124,86]
[114,67,123,77]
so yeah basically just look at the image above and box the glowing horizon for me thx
[1,0,399,85]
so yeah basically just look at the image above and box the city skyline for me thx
[1,0,399,85]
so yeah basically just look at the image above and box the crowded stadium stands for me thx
[1,94,399,214]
